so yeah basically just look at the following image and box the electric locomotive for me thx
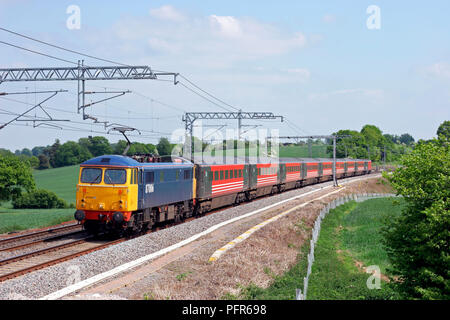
[74,155,194,235]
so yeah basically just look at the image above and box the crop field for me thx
[33,165,79,204]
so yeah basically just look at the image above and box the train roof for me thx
[81,155,194,168]
[81,155,370,168]
[193,156,370,165]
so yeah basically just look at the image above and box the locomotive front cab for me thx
[74,156,139,233]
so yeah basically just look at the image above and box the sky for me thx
[0,0,449,151]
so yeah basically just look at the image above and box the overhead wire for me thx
[0,27,130,66]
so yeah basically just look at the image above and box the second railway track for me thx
[0,223,83,252]
[0,236,124,282]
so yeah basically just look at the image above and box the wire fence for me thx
[295,192,399,300]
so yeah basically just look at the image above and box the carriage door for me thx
[197,166,212,198]
[243,165,249,189]
[301,163,306,179]
[204,167,212,196]
[279,164,286,184]
[249,164,257,189]
[138,168,144,209]
[318,163,323,177]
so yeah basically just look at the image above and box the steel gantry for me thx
[0,61,179,127]
[182,111,284,161]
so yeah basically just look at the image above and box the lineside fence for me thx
[295,192,399,300]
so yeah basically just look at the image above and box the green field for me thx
[33,165,79,204]
[241,197,404,300]
[0,165,79,234]
[0,207,74,234]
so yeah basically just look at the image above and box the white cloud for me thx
[209,15,242,38]
[104,6,308,67]
[322,14,336,23]
[149,5,185,22]
[283,68,311,82]
[308,89,384,101]
[424,62,450,79]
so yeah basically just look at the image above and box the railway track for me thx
[0,224,83,252]
[0,172,379,284]
[0,236,124,282]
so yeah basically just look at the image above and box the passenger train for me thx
[74,155,372,235]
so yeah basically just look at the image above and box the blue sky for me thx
[0,0,449,150]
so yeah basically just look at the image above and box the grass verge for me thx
[242,198,404,300]
[0,207,75,234]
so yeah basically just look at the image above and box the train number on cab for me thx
[145,184,154,193]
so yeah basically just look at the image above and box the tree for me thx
[361,124,384,147]
[13,189,68,209]
[38,154,51,170]
[20,148,32,157]
[32,146,46,157]
[113,140,128,155]
[327,130,368,159]
[382,139,450,299]
[0,155,35,203]
[53,141,92,167]
[0,148,14,157]
[399,133,415,146]
[157,137,172,156]
[437,120,450,140]
[44,139,61,168]
[79,136,112,157]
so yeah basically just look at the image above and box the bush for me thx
[382,138,450,299]
[12,189,69,209]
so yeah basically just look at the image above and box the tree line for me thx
[326,124,416,162]
[381,120,449,299]
[0,136,174,170]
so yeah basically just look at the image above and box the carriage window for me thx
[176,170,180,181]
[214,171,219,181]
[160,171,165,182]
[145,172,154,183]
[230,170,233,179]
[234,169,238,178]
[225,170,229,179]
[81,168,102,184]
[104,169,126,185]
[239,170,242,177]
